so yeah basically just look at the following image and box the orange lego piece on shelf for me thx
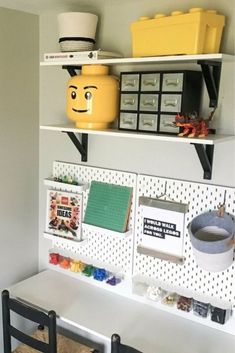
[59,257,71,269]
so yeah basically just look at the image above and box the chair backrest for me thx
[111,334,143,353]
[2,289,57,353]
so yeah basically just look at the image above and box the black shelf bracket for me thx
[197,60,222,108]
[62,65,81,77]
[63,132,88,162]
[191,143,214,180]
[62,67,88,161]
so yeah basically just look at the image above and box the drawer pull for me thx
[122,117,134,125]
[142,99,156,107]
[163,99,178,107]
[141,119,154,127]
[165,78,180,86]
[123,79,136,87]
[143,79,158,87]
[123,98,136,105]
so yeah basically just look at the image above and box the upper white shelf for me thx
[40,53,234,67]
[40,124,234,146]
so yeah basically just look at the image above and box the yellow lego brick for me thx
[131,8,225,57]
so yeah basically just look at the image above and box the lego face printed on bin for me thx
[66,66,119,129]
[67,78,98,119]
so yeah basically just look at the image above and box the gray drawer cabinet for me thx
[118,70,202,134]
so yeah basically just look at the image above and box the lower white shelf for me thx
[131,275,234,335]
[47,263,128,296]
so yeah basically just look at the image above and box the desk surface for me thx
[9,270,235,353]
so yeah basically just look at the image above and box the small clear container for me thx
[146,286,167,302]
[162,292,178,306]
[177,296,192,312]
[193,299,210,318]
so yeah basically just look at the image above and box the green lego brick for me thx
[84,181,133,233]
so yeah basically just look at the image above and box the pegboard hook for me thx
[164,181,167,196]
[223,190,227,205]
[158,181,173,201]
[217,190,227,217]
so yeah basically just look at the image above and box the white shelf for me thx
[48,264,127,294]
[82,223,132,238]
[43,232,87,246]
[131,274,234,335]
[40,124,234,146]
[44,177,89,193]
[40,53,234,67]
[131,289,235,336]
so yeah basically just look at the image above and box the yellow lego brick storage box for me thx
[131,8,225,57]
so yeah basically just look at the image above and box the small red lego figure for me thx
[174,111,211,138]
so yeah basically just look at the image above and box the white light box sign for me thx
[138,197,189,264]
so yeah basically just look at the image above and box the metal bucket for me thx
[189,211,234,272]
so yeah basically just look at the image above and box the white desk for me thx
[9,270,235,353]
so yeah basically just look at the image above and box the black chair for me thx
[2,290,96,353]
[111,334,143,353]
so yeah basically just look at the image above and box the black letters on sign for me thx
[143,218,181,239]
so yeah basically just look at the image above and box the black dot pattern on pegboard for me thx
[133,174,235,304]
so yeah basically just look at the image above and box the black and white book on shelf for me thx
[46,190,83,241]
[43,49,122,62]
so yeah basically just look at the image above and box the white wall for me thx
[0,7,39,351]
[39,1,235,267]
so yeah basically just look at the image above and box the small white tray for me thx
[43,232,87,246]
[82,223,132,238]
[44,178,89,193]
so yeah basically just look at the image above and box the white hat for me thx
[58,12,98,52]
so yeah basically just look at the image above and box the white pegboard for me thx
[48,161,137,276]
[134,175,235,304]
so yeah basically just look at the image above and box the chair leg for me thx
[111,334,120,353]
[38,324,45,330]
[48,310,57,353]
[2,290,12,353]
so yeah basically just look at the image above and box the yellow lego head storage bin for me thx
[67,65,119,129]
[131,8,225,57]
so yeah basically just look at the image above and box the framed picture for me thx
[138,197,188,259]
[159,114,180,134]
[46,190,83,241]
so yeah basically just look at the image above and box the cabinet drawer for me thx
[138,114,158,132]
[139,94,158,111]
[160,94,182,112]
[120,93,138,110]
[119,112,138,130]
[121,74,140,91]
[159,114,180,134]
[162,73,184,92]
[141,73,160,91]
